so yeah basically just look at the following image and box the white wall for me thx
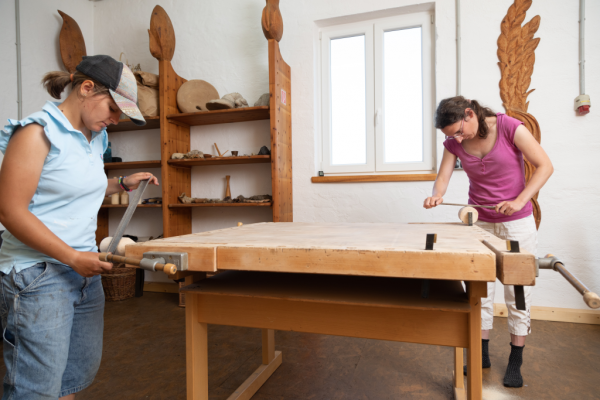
[0,0,94,230]
[1,0,598,308]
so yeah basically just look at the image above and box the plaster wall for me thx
[0,0,94,230]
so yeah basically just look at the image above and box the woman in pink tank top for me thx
[423,96,553,388]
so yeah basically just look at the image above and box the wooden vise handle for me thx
[99,253,177,275]
[544,254,600,309]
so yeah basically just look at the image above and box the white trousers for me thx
[476,214,537,336]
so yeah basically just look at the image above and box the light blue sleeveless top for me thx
[0,101,108,274]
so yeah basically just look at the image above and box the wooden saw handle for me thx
[546,254,600,309]
[99,253,177,275]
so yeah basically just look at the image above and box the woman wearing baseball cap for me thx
[0,55,158,399]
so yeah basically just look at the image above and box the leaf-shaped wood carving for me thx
[498,0,542,229]
[261,0,283,42]
[58,10,86,73]
[149,5,175,61]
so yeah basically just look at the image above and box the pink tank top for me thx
[443,113,533,223]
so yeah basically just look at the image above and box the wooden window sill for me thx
[311,174,437,183]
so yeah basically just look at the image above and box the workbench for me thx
[127,222,536,400]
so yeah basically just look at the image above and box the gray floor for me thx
[1,292,599,399]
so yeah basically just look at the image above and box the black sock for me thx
[503,343,524,388]
[463,339,491,375]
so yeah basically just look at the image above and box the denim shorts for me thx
[0,262,105,399]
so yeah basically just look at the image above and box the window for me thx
[320,12,434,174]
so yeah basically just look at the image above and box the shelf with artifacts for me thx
[104,160,162,170]
[107,116,161,133]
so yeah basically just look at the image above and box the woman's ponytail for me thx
[41,71,110,100]
[42,71,72,99]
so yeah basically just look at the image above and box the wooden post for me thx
[262,329,275,364]
[186,294,208,400]
[454,347,465,400]
[466,282,486,400]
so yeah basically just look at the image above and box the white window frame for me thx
[321,22,375,173]
[320,11,434,174]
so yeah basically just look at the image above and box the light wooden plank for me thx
[482,240,536,286]
[186,294,208,400]
[195,292,468,347]
[494,304,600,325]
[166,106,270,126]
[312,174,437,183]
[128,223,504,281]
[269,40,293,222]
[466,282,484,400]
[226,351,282,400]
[454,348,464,389]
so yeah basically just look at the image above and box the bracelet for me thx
[118,176,132,192]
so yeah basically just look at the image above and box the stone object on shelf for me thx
[142,197,162,205]
[258,146,271,155]
[206,93,249,110]
[135,71,160,117]
[171,153,185,159]
[177,193,272,204]
[183,150,204,159]
[177,79,219,113]
[254,93,270,107]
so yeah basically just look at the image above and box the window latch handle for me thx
[375,109,382,127]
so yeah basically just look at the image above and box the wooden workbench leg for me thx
[262,329,275,364]
[186,293,208,400]
[227,329,282,400]
[453,347,465,400]
[466,282,486,400]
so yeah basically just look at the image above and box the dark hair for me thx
[434,96,496,139]
[41,71,110,100]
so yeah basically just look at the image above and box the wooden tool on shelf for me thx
[225,175,231,199]
[214,143,229,157]
[99,253,177,275]
[538,254,600,309]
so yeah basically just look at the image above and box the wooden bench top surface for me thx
[127,222,535,283]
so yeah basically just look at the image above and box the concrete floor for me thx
[1,292,599,399]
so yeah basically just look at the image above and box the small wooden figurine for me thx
[261,0,283,42]
[225,175,231,200]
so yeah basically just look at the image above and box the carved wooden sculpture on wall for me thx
[497,0,542,229]
[58,10,87,73]
[262,0,283,42]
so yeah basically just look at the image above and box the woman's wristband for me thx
[118,176,132,192]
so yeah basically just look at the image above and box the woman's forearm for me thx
[106,177,121,195]
[0,208,78,266]
[515,163,554,206]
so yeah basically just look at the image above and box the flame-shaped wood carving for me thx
[497,0,542,229]
[149,5,176,61]
[261,0,283,42]
[58,10,86,73]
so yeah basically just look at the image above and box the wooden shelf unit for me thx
[101,204,162,208]
[169,203,272,208]
[95,5,292,245]
[104,160,162,170]
[167,106,270,127]
[168,155,270,168]
[107,116,160,133]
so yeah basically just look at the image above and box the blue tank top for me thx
[0,101,108,274]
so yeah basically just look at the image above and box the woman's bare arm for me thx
[0,124,112,276]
